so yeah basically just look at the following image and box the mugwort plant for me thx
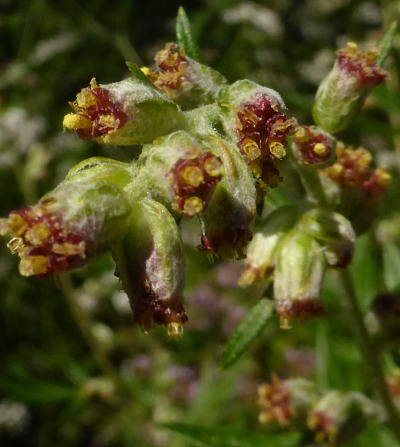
[1,7,400,446]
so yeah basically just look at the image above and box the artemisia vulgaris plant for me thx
[1,7,399,446]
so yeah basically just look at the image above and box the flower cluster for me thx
[323,142,390,198]
[292,125,335,167]
[0,201,86,277]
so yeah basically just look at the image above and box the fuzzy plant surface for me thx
[1,6,400,447]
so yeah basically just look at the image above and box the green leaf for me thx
[159,423,300,447]
[176,7,201,61]
[382,241,400,292]
[125,61,156,88]
[377,21,398,67]
[220,299,274,370]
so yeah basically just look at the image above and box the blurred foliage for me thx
[1,0,400,446]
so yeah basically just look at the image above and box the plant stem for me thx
[339,269,400,441]
[57,273,118,381]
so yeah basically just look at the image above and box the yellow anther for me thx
[7,237,25,254]
[25,223,51,246]
[0,218,9,236]
[242,138,261,161]
[19,255,48,277]
[279,316,291,330]
[140,66,151,75]
[76,89,97,108]
[241,108,259,125]
[313,142,329,156]
[238,268,257,288]
[294,127,309,143]
[7,214,27,236]
[347,41,358,51]
[377,169,391,187]
[167,322,184,338]
[89,78,98,89]
[183,196,203,216]
[52,241,86,256]
[269,141,286,160]
[203,157,222,177]
[63,113,92,130]
[330,163,344,178]
[98,114,118,130]
[180,166,204,187]
[359,151,372,167]
[250,160,262,178]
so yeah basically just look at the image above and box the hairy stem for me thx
[339,269,400,440]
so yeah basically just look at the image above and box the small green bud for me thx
[313,42,388,134]
[0,175,131,277]
[63,77,183,145]
[308,391,380,446]
[239,206,298,287]
[112,198,187,336]
[199,135,257,258]
[274,230,325,329]
[144,43,226,109]
[298,209,355,268]
[292,125,336,168]
[258,374,321,426]
[138,131,223,217]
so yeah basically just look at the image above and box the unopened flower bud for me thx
[144,43,226,109]
[199,135,257,258]
[308,391,380,446]
[292,125,336,168]
[63,77,183,145]
[274,231,325,328]
[258,374,320,427]
[313,42,388,133]
[217,80,297,198]
[112,198,187,336]
[298,209,355,268]
[239,206,298,287]
[139,131,222,217]
[0,176,131,277]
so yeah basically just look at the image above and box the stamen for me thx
[203,157,222,177]
[313,143,328,156]
[269,141,286,160]
[242,138,262,161]
[180,166,204,187]
[63,113,92,130]
[167,322,184,338]
[183,197,203,216]
[19,255,48,277]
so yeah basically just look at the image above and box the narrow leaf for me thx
[176,7,201,61]
[125,61,155,88]
[159,423,300,447]
[382,241,400,292]
[220,299,274,370]
[377,21,398,66]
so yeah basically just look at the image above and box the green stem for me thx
[339,269,400,440]
[295,165,329,207]
[57,273,118,381]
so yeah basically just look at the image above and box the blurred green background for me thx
[1,0,400,446]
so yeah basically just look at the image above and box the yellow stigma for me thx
[7,237,25,255]
[167,322,184,338]
[203,157,222,177]
[183,196,203,216]
[76,88,97,108]
[180,166,204,187]
[63,113,92,130]
[313,142,329,156]
[25,223,51,246]
[269,141,286,160]
[98,114,119,130]
[7,214,27,236]
[19,255,48,277]
[242,138,261,161]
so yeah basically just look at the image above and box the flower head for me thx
[292,125,335,167]
[0,200,86,277]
